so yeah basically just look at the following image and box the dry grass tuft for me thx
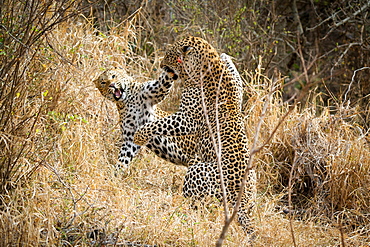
[0,6,369,246]
[243,69,370,245]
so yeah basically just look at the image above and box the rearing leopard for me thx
[134,36,256,231]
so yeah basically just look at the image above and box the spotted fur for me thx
[94,53,242,170]
[94,68,196,170]
[134,37,256,231]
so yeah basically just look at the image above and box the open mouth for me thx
[110,84,125,101]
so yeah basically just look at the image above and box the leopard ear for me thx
[165,43,173,51]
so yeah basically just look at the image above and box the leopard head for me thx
[160,36,220,83]
[93,68,132,102]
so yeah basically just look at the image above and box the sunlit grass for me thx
[1,16,369,246]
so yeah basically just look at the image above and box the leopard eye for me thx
[183,46,192,53]
[101,81,106,84]
[112,74,116,79]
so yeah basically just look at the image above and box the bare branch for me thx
[332,1,370,28]
[318,42,361,60]
[217,65,279,247]
[297,33,310,86]
[344,66,370,104]
[330,43,362,79]
[292,0,304,35]
[307,0,370,31]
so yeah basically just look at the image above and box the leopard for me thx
[133,36,257,232]
[93,53,243,171]
[93,67,196,171]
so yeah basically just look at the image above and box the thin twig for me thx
[217,64,278,247]
[181,55,230,217]
[330,43,362,80]
[199,63,230,219]
[42,160,93,227]
[292,0,304,35]
[214,64,229,220]
[297,33,310,87]
[228,71,275,224]
[288,154,298,247]
[252,81,310,155]
[344,67,370,103]
[338,216,346,247]
[217,60,315,246]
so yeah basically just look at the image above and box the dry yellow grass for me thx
[1,15,369,247]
